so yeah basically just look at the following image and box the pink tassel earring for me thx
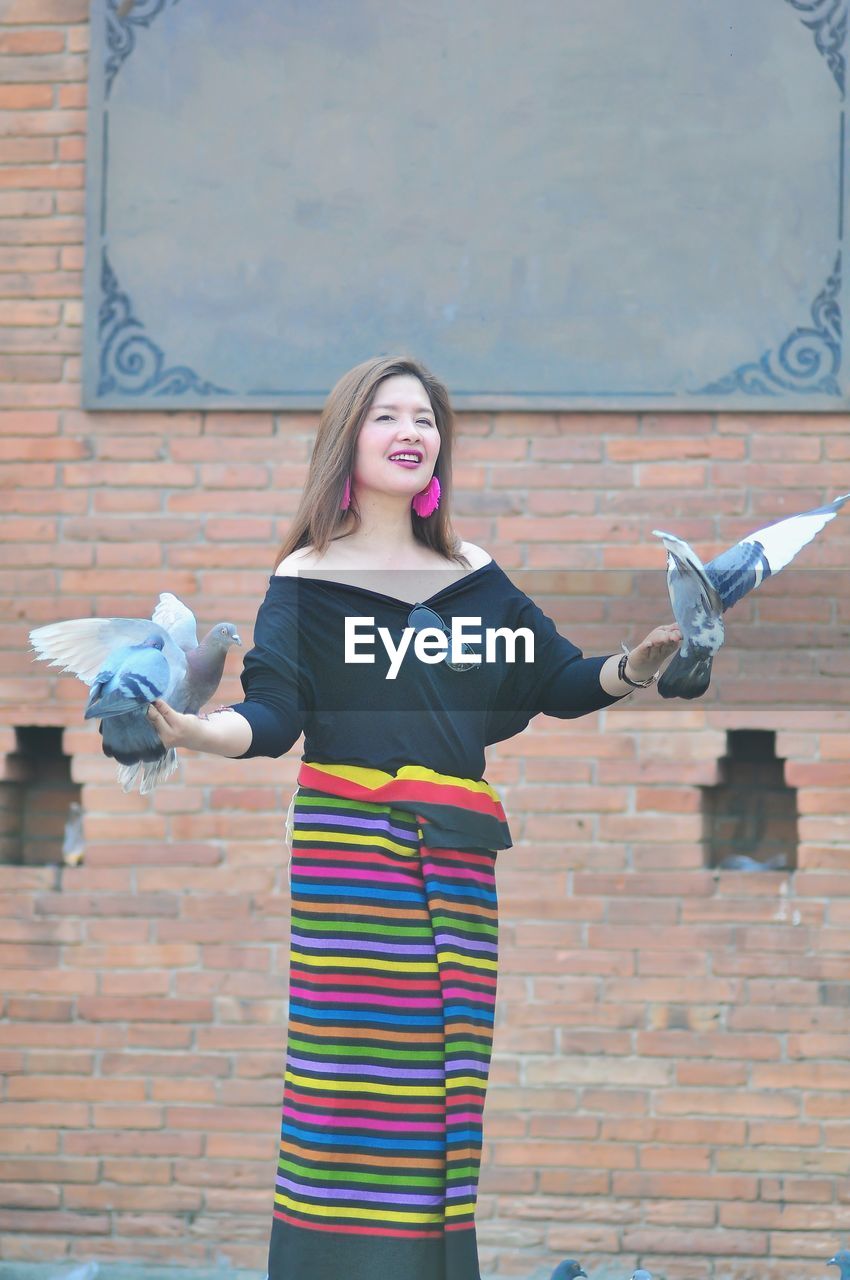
[340,475,351,511]
[412,474,440,518]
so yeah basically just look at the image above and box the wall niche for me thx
[703,729,797,871]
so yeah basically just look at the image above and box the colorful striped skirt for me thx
[267,762,512,1280]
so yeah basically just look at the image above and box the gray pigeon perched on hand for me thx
[550,1262,587,1280]
[29,593,241,794]
[653,493,849,699]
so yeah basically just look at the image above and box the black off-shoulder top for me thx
[227,559,626,780]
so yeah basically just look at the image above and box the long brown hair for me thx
[273,355,469,572]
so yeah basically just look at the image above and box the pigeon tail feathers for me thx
[656,648,714,700]
[117,749,178,795]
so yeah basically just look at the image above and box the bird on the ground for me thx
[29,593,241,794]
[550,1261,587,1280]
[653,493,849,699]
[828,1251,850,1280]
[61,800,85,867]
[717,852,788,871]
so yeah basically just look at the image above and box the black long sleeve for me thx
[224,562,626,778]
[514,595,626,719]
[227,583,311,759]
[486,592,626,746]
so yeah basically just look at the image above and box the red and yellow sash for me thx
[297,761,512,852]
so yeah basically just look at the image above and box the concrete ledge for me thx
[0,1270,510,1280]
[0,1267,265,1280]
[0,1266,513,1280]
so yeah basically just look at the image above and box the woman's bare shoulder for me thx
[459,540,493,570]
[273,547,323,577]
[275,541,492,576]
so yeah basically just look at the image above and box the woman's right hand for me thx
[146,698,208,751]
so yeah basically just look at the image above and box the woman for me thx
[147,355,680,1280]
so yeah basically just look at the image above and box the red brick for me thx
[638,1145,711,1171]
[0,1130,57,1155]
[63,1184,202,1212]
[5,997,73,1021]
[607,437,744,462]
[761,1176,834,1202]
[635,1030,779,1059]
[721,1202,846,1230]
[77,998,213,1024]
[0,138,56,166]
[750,435,823,462]
[637,462,712,487]
[0,84,54,107]
[0,1103,88,1128]
[7,1077,144,1103]
[717,1147,850,1174]
[0,163,82,188]
[537,1170,610,1195]
[716,414,850,435]
[747,1121,821,1147]
[492,1140,636,1169]
[621,1225,767,1255]
[752,1063,850,1090]
[613,1172,759,1200]
[654,1091,800,1118]
[2,0,88,19]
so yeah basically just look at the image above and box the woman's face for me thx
[352,374,441,501]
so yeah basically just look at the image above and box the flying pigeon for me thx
[829,1251,850,1280]
[28,593,241,794]
[653,493,849,699]
[550,1262,587,1280]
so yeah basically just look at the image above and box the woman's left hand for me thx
[625,623,682,681]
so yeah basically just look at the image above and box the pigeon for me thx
[717,852,788,871]
[829,1251,850,1280]
[631,1272,653,1280]
[653,493,849,699]
[62,800,85,867]
[28,593,241,794]
[550,1262,587,1280]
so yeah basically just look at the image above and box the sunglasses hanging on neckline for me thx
[406,603,479,673]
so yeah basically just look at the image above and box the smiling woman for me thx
[145,354,681,1280]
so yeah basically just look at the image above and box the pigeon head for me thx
[204,622,242,653]
[631,1270,653,1280]
[550,1261,587,1280]
[828,1251,850,1280]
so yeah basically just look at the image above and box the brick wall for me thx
[2,2,850,1274]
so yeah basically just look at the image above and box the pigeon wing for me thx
[738,492,849,574]
[652,530,723,631]
[29,617,187,686]
[704,540,769,611]
[705,492,849,610]
[84,643,172,719]
[151,592,199,653]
